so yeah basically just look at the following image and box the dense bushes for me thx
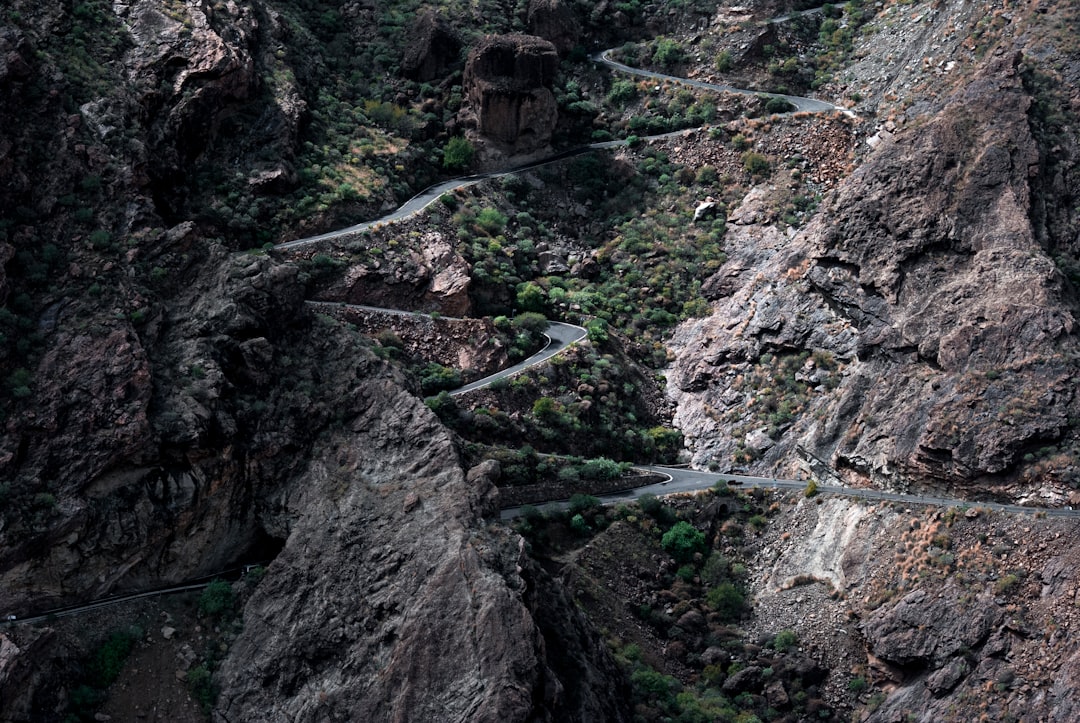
[661,521,706,563]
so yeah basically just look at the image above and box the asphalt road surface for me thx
[451,320,588,396]
[500,466,1080,520]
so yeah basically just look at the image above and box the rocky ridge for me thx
[668,23,1080,499]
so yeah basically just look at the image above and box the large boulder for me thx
[463,34,559,155]
[527,0,580,55]
[401,8,462,81]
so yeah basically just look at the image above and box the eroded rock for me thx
[463,34,559,155]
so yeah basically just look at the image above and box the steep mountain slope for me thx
[2,0,1080,720]
[669,0,1080,503]
[0,0,640,718]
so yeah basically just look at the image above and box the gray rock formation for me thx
[669,51,1080,495]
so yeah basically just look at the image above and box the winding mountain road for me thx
[450,319,588,396]
[500,466,1080,520]
[591,50,846,115]
[286,45,1072,523]
[309,301,587,396]
[5,11,1073,632]
[277,38,850,251]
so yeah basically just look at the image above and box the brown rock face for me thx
[312,232,474,316]
[214,430,629,722]
[319,304,510,382]
[463,34,559,154]
[401,8,462,81]
[0,247,629,721]
[527,0,580,55]
[669,52,1080,494]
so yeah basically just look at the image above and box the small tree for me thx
[443,136,475,171]
[707,582,746,621]
[516,281,547,313]
[661,521,706,564]
[585,318,609,344]
[652,38,684,68]
[198,580,235,618]
[773,629,798,652]
[568,493,602,515]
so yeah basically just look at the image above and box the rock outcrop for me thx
[317,303,510,381]
[463,34,559,155]
[749,493,1080,722]
[669,50,1080,495]
[310,231,474,316]
[215,439,630,721]
[0,245,629,720]
[527,0,580,55]
[401,8,462,81]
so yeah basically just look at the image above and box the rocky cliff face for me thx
[527,0,580,55]
[463,34,560,156]
[401,8,462,82]
[212,405,628,722]
[0,0,630,718]
[748,494,1080,722]
[306,228,475,317]
[669,44,1080,499]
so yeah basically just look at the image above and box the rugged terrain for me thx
[2,0,1080,721]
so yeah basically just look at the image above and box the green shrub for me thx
[765,96,796,114]
[568,493,602,515]
[701,553,730,586]
[187,664,218,712]
[706,582,746,621]
[661,521,706,563]
[652,38,684,68]
[570,513,591,534]
[419,362,462,395]
[89,229,112,249]
[198,580,234,618]
[741,151,770,176]
[804,479,819,498]
[516,281,546,313]
[8,367,32,399]
[87,628,139,688]
[773,629,798,652]
[638,493,662,517]
[443,136,475,171]
[585,318,609,344]
[607,79,638,105]
[631,667,678,706]
[580,457,624,481]
[995,573,1020,594]
[848,675,867,693]
[475,207,507,235]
